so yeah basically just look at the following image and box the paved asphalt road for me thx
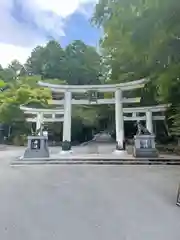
[0,147,180,239]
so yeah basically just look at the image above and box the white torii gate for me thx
[20,106,64,132]
[39,79,148,151]
[21,104,168,134]
[38,78,169,151]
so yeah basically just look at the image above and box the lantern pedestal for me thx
[23,136,49,159]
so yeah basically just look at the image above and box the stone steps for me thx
[11,158,180,166]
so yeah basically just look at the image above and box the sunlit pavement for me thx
[0,147,180,239]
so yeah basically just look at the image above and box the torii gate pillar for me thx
[115,89,125,150]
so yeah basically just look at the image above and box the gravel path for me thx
[0,147,179,239]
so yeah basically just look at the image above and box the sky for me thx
[0,0,100,67]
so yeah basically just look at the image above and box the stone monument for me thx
[23,127,49,159]
[133,121,158,158]
[23,135,49,159]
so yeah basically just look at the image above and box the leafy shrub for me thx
[12,134,27,146]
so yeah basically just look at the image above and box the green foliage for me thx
[0,68,15,82]
[65,40,101,85]
[0,40,104,142]
[73,106,99,126]
[0,75,51,124]
[93,0,180,135]
[12,134,27,146]
[25,40,101,85]
[169,106,180,137]
[0,79,6,88]
[93,0,180,89]
[0,103,24,124]
[8,60,23,74]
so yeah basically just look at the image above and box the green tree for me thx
[0,68,16,82]
[65,40,101,85]
[0,76,51,124]
[8,60,23,74]
[26,40,101,85]
[26,41,67,80]
[92,0,180,136]
[25,46,45,75]
[93,0,180,103]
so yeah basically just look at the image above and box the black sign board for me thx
[31,139,41,150]
[176,185,180,207]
